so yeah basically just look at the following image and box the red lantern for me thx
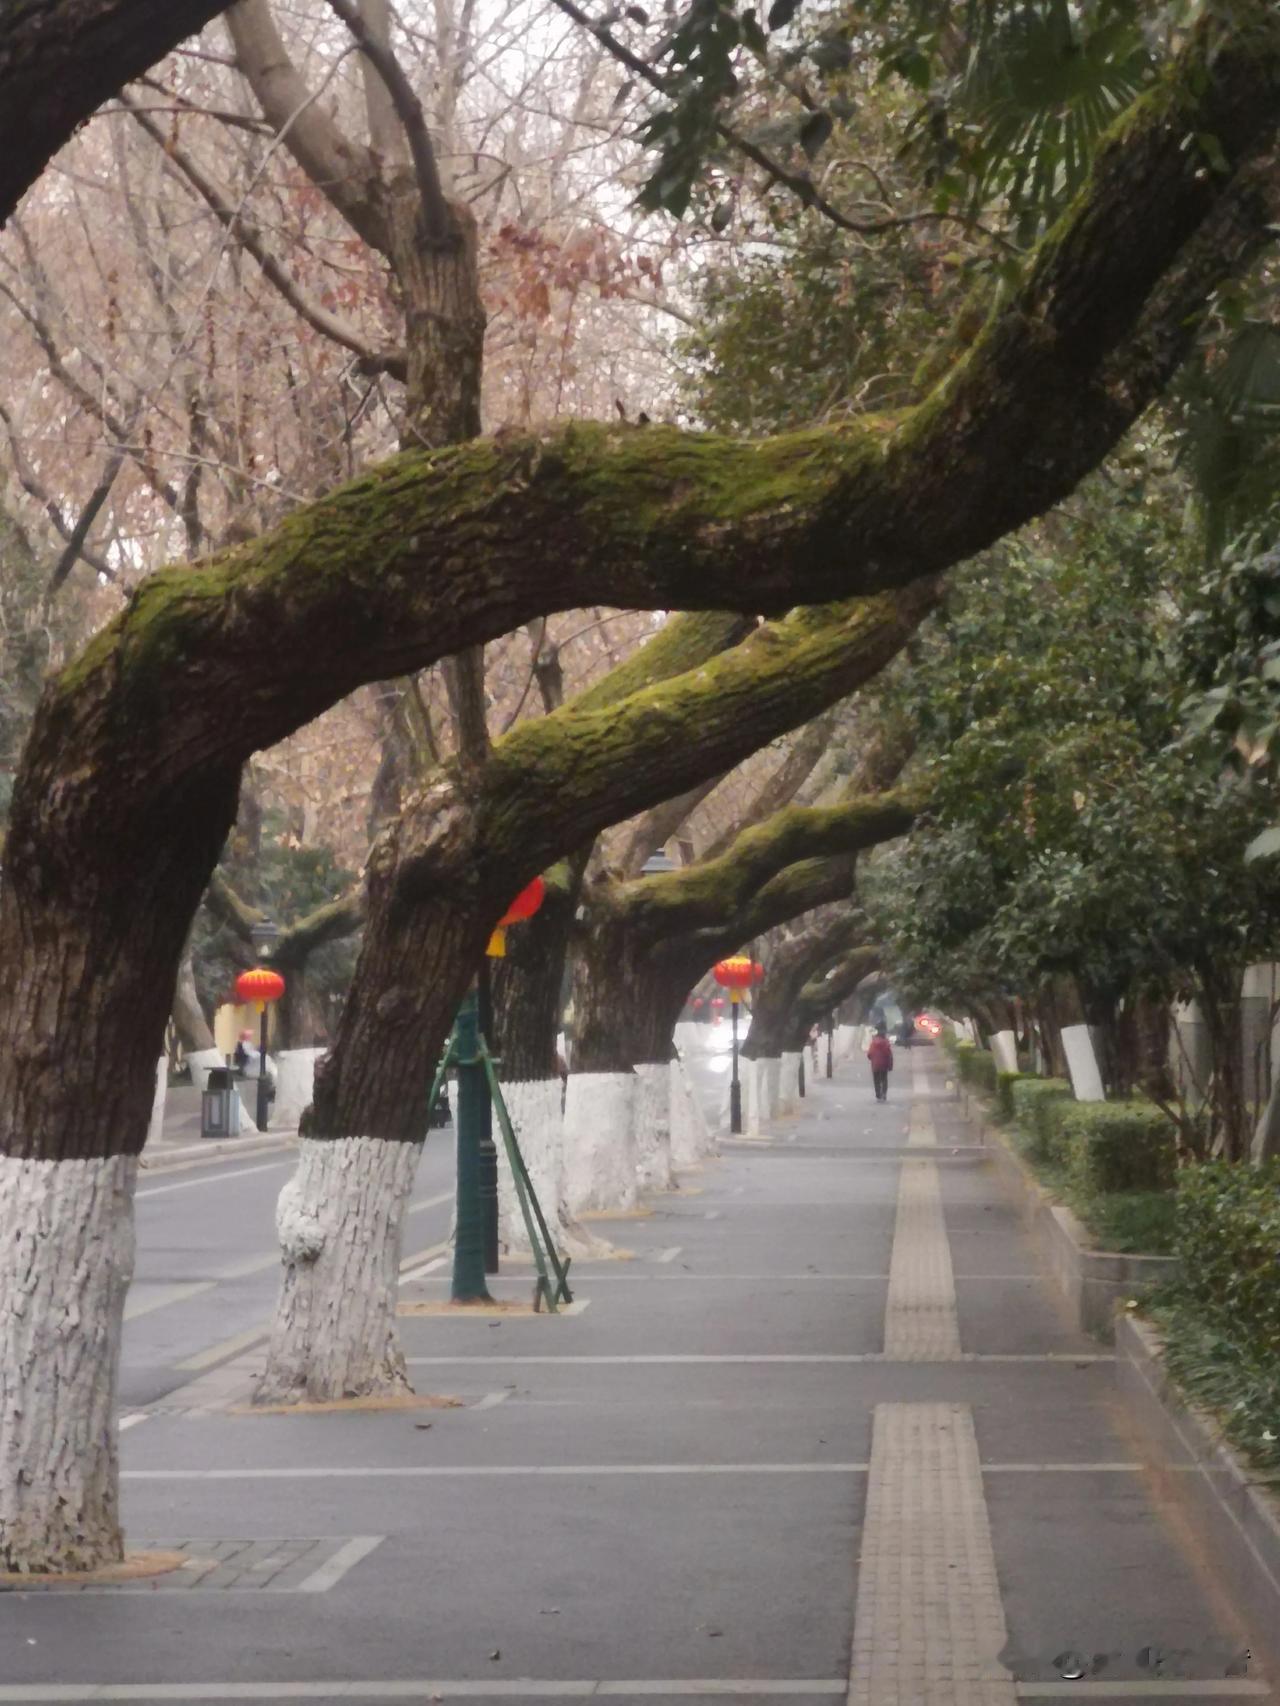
[488,875,546,957]
[234,966,286,1012]
[714,955,757,1004]
[691,997,704,1010]
[752,960,765,986]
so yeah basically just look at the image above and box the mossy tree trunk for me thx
[743,913,870,1062]
[3,8,1280,1561]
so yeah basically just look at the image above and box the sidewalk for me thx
[2,1044,1271,1702]
[140,1081,297,1172]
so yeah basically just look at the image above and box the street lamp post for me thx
[826,1014,834,1078]
[452,875,547,1301]
[714,956,762,1136]
[248,919,279,1130]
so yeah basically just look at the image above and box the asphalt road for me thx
[123,1127,459,1410]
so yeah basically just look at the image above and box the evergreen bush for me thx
[1174,1162,1280,1360]
[1061,1101,1178,1196]
[1009,1076,1073,1161]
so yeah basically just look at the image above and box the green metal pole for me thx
[451,989,493,1304]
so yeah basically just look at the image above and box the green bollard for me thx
[451,990,494,1304]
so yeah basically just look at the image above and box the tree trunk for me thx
[1,0,230,226]
[172,950,216,1054]
[0,1155,136,1572]
[254,1136,421,1404]
[0,9,1277,1556]
[0,751,237,1571]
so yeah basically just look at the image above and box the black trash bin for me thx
[201,1065,242,1138]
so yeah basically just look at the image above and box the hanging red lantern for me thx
[234,965,286,1012]
[691,997,704,1010]
[487,874,546,957]
[714,955,757,1004]
[752,960,765,985]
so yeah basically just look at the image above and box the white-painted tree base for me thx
[255,1136,420,1405]
[1061,1024,1106,1102]
[495,1079,614,1261]
[0,1154,136,1572]
[274,1048,324,1130]
[670,1055,715,1167]
[145,1055,167,1148]
[186,1047,259,1134]
[835,1024,858,1063]
[562,1072,638,1214]
[990,1030,1018,1075]
[777,1051,802,1115]
[633,1061,676,1193]
[744,1056,781,1135]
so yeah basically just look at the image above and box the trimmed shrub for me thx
[954,1042,998,1099]
[1174,1162,1280,1360]
[1010,1076,1073,1162]
[1060,1101,1178,1196]
[996,1070,1034,1124]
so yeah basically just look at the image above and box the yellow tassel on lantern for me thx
[730,988,742,1004]
[487,926,507,957]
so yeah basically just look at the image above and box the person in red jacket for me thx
[867,1024,894,1102]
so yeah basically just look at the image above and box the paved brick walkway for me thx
[0,1041,1270,1703]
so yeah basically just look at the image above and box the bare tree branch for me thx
[120,92,407,379]
[325,0,452,241]
[224,0,392,253]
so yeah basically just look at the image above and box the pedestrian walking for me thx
[867,1023,894,1102]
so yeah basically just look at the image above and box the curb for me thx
[968,1104,1178,1341]
[138,1131,298,1175]
[1116,1313,1280,1674]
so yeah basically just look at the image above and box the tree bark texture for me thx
[491,861,582,1080]
[0,0,230,226]
[1,8,1279,1563]
[0,1155,135,1570]
[315,602,929,1139]
[255,1135,420,1405]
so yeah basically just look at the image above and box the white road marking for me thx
[400,1254,448,1280]
[404,1353,1110,1366]
[135,1161,290,1201]
[171,1234,455,1373]
[124,1282,215,1322]
[655,1246,682,1263]
[122,1463,870,1480]
[848,1403,1015,1706]
[294,1534,384,1593]
[1017,1688,1269,1699]
[0,1683,848,1701]
[471,1390,510,1412]
[406,1189,453,1216]
[171,1325,274,1374]
[117,1413,148,1432]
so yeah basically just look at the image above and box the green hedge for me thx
[954,1041,998,1098]
[996,1069,1035,1123]
[1060,1101,1178,1196]
[1174,1162,1280,1360]
[1009,1077,1074,1162]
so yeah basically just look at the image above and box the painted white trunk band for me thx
[633,1062,675,1193]
[0,1154,137,1572]
[562,1072,638,1214]
[847,1403,1015,1706]
[255,1136,420,1404]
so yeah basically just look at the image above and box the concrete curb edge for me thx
[1116,1311,1280,1675]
